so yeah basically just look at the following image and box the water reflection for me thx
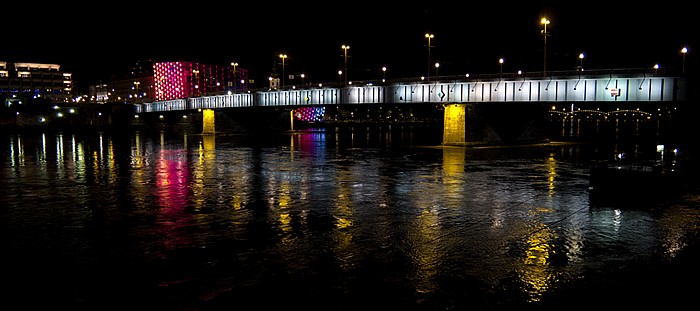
[1,129,698,309]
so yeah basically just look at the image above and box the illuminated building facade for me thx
[0,61,73,103]
[294,106,325,122]
[154,61,248,101]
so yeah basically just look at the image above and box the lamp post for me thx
[382,66,386,83]
[654,64,660,74]
[541,17,550,76]
[279,54,287,88]
[338,70,343,86]
[499,58,504,77]
[193,69,200,95]
[578,53,585,71]
[434,62,440,78]
[341,45,350,85]
[133,81,140,102]
[231,62,238,92]
[425,33,434,82]
[301,73,305,86]
[681,47,688,74]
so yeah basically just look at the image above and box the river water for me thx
[1,125,699,310]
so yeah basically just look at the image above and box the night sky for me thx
[2,2,694,91]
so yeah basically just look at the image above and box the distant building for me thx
[87,60,248,103]
[154,61,249,101]
[87,76,155,104]
[87,59,156,104]
[0,61,73,103]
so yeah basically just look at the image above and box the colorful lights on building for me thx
[153,61,245,101]
[294,106,325,122]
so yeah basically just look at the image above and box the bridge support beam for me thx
[442,103,466,145]
[202,109,215,134]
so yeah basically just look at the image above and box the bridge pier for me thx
[442,103,466,145]
[202,109,215,134]
[290,110,294,131]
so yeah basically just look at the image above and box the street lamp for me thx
[499,58,504,76]
[382,66,386,83]
[541,17,550,76]
[231,62,238,92]
[341,45,350,85]
[301,73,305,86]
[133,81,140,101]
[193,69,200,95]
[654,64,660,74]
[338,70,343,86]
[579,53,585,71]
[681,47,688,74]
[279,54,288,88]
[435,62,440,78]
[425,33,434,82]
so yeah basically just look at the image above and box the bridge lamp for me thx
[193,69,200,94]
[681,47,688,74]
[425,33,434,81]
[541,17,550,75]
[654,64,660,74]
[579,53,585,70]
[133,81,141,101]
[279,54,288,88]
[382,66,386,83]
[231,62,238,91]
[341,45,350,85]
[499,58,504,76]
[435,62,440,78]
[338,70,343,86]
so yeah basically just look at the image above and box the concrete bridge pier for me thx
[442,103,467,146]
[202,108,215,134]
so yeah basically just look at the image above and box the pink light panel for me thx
[154,62,188,101]
[294,106,325,122]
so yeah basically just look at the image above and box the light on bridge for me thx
[541,17,550,75]
[425,33,435,81]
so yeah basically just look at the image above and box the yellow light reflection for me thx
[192,134,216,211]
[332,169,356,270]
[517,223,558,302]
[413,207,440,294]
[546,154,557,197]
[408,166,444,295]
[277,181,293,234]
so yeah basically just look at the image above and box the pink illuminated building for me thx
[153,61,248,101]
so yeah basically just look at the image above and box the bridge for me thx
[134,69,686,145]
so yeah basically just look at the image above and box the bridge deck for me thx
[135,70,684,113]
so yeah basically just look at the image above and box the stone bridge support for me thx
[202,109,215,134]
[442,103,467,145]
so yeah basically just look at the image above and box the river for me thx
[1,124,698,310]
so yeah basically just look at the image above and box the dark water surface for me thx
[1,127,698,310]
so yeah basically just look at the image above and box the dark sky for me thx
[2,2,694,90]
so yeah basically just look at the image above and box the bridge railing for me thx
[134,68,683,114]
